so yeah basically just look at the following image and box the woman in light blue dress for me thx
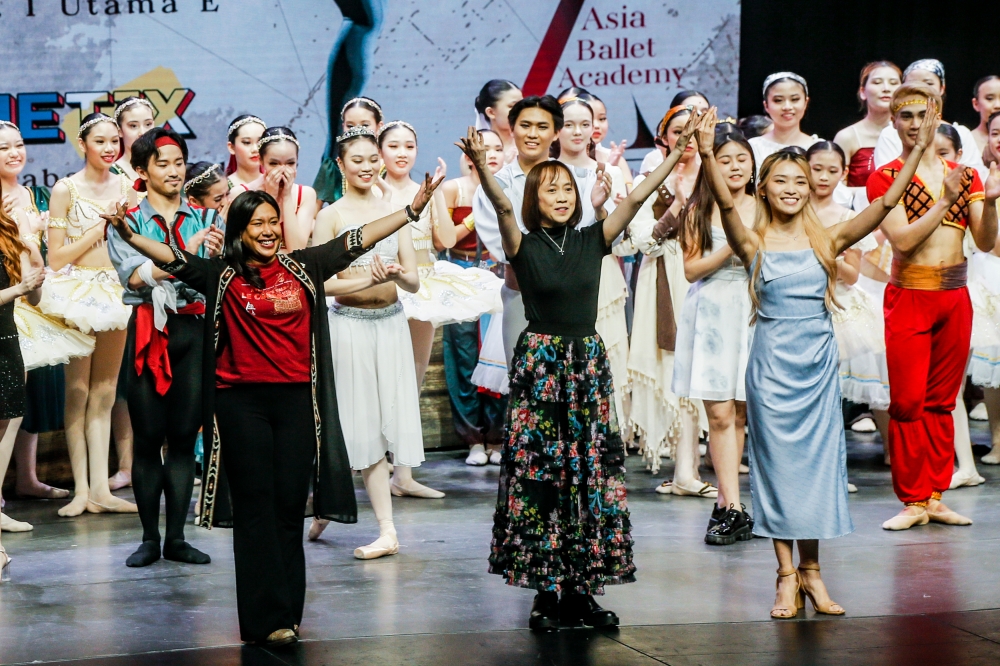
[695,105,935,619]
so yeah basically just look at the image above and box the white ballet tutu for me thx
[37,266,132,335]
[471,310,509,394]
[596,255,631,432]
[14,299,95,371]
[671,269,751,402]
[968,252,1000,350]
[327,300,426,470]
[398,260,502,327]
[839,353,890,410]
[970,347,1000,388]
[832,282,885,362]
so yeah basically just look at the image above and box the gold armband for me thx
[463,215,475,231]
[48,216,69,229]
[21,231,43,247]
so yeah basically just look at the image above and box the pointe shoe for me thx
[982,449,1000,465]
[670,480,718,499]
[847,483,858,494]
[0,512,33,533]
[970,403,989,421]
[390,480,445,499]
[882,506,929,531]
[308,518,329,541]
[354,531,399,560]
[927,501,973,526]
[851,417,877,432]
[770,568,803,619]
[797,565,845,615]
[739,463,750,474]
[465,444,488,466]
[949,470,986,489]
[0,546,10,582]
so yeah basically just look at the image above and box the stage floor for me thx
[3,426,1000,666]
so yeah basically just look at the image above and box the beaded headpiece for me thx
[341,97,382,118]
[891,97,933,114]
[903,59,945,84]
[114,97,155,121]
[0,120,19,133]
[336,126,377,143]
[77,114,117,139]
[227,116,266,137]
[257,132,300,150]
[762,71,809,98]
[378,120,417,141]
[184,163,221,192]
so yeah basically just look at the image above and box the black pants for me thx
[127,313,204,544]
[216,383,315,642]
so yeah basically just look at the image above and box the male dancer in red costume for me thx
[868,85,1000,530]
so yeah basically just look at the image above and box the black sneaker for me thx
[705,505,752,545]
[559,593,619,629]
[529,591,559,632]
[707,503,727,531]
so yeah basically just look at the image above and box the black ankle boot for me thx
[559,593,619,629]
[705,504,752,545]
[529,591,559,631]
[707,503,727,531]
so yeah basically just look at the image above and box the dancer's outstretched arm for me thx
[831,97,939,253]
[602,111,698,246]
[457,127,521,258]
[697,108,757,264]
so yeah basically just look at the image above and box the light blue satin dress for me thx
[747,250,854,540]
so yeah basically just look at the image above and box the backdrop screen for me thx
[1,0,740,185]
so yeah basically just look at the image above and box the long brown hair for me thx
[0,181,26,284]
[681,124,756,255]
[857,60,902,111]
[522,160,583,232]
[747,151,839,323]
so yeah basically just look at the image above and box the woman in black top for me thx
[102,175,441,647]
[456,113,698,631]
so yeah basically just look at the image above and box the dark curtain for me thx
[739,0,1000,141]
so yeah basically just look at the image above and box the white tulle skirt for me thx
[840,275,890,409]
[968,252,1000,387]
[37,266,132,335]
[328,300,426,470]
[398,260,502,327]
[595,255,631,433]
[15,299,95,371]
[472,310,509,394]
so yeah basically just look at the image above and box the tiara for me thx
[763,71,808,97]
[184,163,220,191]
[341,97,382,117]
[258,132,299,149]
[0,120,19,132]
[891,97,932,114]
[378,120,417,140]
[336,126,376,143]
[227,116,266,137]
[114,97,155,121]
[77,114,117,139]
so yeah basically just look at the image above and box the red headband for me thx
[134,136,183,192]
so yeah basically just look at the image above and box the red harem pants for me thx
[884,284,972,504]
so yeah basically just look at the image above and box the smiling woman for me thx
[104,169,443,647]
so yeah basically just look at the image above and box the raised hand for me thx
[100,202,133,241]
[455,126,488,171]
[411,168,446,214]
[2,193,16,218]
[204,224,225,257]
[694,107,717,156]
[369,254,390,285]
[915,97,940,151]
[591,165,613,209]
[942,165,966,205]
[608,140,627,166]
[675,109,701,154]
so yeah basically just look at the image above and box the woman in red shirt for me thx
[103,177,442,647]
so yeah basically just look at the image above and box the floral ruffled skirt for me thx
[489,331,635,595]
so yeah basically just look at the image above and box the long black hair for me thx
[224,190,280,289]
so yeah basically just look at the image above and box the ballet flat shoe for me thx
[0,513,33,532]
[390,482,445,499]
[739,463,750,474]
[670,480,718,498]
[847,483,858,493]
[308,518,329,541]
[465,445,488,466]
[949,470,986,489]
[927,508,973,526]
[882,508,929,531]
[981,450,1000,465]
[257,629,297,647]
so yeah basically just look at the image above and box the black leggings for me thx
[215,382,315,642]
[127,313,204,544]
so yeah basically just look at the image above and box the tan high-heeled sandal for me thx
[797,564,845,615]
[770,568,803,619]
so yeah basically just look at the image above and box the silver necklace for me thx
[540,226,567,255]
[771,226,802,242]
